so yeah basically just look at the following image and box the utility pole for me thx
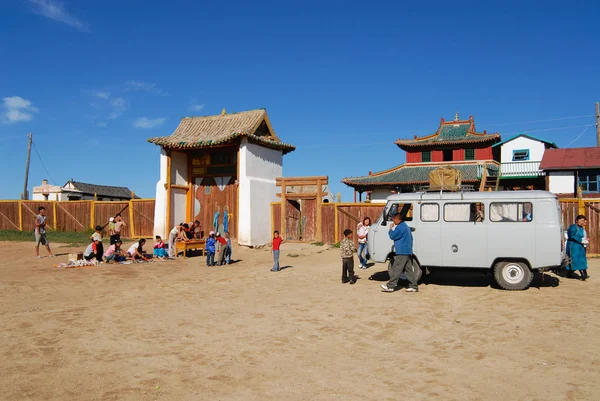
[22,132,32,200]
[596,102,600,147]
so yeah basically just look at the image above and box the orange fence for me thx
[0,199,156,238]
[271,199,600,254]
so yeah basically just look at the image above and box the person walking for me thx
[566,214,590,280]
[34,206,53,258]
[357,217,371,269]
[381,213,418,293]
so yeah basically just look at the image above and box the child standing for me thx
[205,231,216,266]
[271,230,284,272]
[34,206,54,258]
[215,232,229,266]
[153,236,167,258]
[340,229,358,284]
[113,214,126,244]
[90,225,104,262]
[109,217,117,244]
[224,231,232,264]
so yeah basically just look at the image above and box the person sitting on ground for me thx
[83,238,101,261]
[127,239,150,261]
[104,239,125,263]
[215,232,229,266]
[153,236,167,258]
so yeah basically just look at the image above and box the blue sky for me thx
[1,0,599,201]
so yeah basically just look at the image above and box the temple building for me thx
[148,109,295,246]
[342,113,502,202]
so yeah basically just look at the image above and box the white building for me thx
[147,109,295,246]
[492,134,558,190]
[32,179,136,201]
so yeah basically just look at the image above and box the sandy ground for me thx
[1,240,599,401]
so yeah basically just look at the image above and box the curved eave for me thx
[395,136,501,149]
[147,133,296,154]
[342,178,479,189]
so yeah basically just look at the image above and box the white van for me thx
[367,190,565,290]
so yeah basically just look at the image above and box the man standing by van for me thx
[381,213,418,293]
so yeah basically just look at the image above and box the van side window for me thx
[420,203,439,222]
[444,202,485,222]
[490,202,533,222]
[387,203,413,222]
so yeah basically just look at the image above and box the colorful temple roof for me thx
[395,114,500,149]
[342,161,499,191]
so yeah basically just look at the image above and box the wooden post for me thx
[52,201,57,230]
[316,178,323,242]
[166,150,172,233]
[577,186,585,216]
[18,200,23,231]
[187,155,193,222]
[129,199,135,238]
[596,102,600,147]
[337,192,341,203]
[334,204,339,243]
[271,202,275,235]
[90,200,95,229]
[280,181,286,240]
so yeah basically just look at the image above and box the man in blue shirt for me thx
[381,213,419,293]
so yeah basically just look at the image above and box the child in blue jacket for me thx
[205,231,216,266]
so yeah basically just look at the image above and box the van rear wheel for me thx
[493,261,533,291]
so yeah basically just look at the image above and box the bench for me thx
[176,240,206,259]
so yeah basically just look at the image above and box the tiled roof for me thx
[539,147,600,170]
[147,109,295,154]
[342,161,499,190]
[395,116,500,149]
[66,180,136,199]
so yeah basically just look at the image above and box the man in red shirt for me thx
[271,230,284,272]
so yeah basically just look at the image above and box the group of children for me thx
[204,231,232,266]
[83,224,154,263]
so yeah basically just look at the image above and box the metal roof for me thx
[539,147,600,170]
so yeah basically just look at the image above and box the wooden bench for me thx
[176,240,206,259]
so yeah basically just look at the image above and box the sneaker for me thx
[361,265,367,269]
[405,287,418,293]
[342,280,350,284]
[350,279,357,285]
[36,255,41,259]
[49,255,55,258]
[380,284,394,292]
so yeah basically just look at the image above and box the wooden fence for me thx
[0,199,156,238]
[271,199,600,255]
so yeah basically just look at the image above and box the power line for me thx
[566,118,595,147]
[32,141,58,185]
[502,124,594,136]
[488,115,591,126]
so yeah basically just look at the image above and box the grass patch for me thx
[311,241,325,246]
[332,242,341,248]
[0,230,96,245]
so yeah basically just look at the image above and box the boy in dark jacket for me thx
[340,229,358,284]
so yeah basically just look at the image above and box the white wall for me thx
[171,150,188,186]
[370,189,392,203]
[153,148,168,238]
[500,136,547,163]
[238,139,283,246]
[549,171,574,195]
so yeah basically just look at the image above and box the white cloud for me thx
[2,96,38,124]
[29,0,90,32]
[134,117,166,129]
[96,121,108,128]
[189,101,205,112]
[110,97,125,107]
[94,92,110,99]
[125,81,167,96]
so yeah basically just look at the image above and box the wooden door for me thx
[285,200,301,241]
[193,176,237,238]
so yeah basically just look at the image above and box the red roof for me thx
[539,147,600,170]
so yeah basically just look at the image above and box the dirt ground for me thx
[1,240,599,401]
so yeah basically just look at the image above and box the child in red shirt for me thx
[271,230,284,272]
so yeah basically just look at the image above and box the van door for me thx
[441,202,487,268]
[487,201,536,267]
[367,207,388,263]
[416,202,441,266]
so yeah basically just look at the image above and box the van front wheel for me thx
[493,261,533,291]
